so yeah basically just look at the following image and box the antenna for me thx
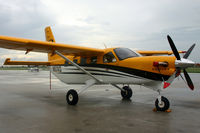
[103,43,107,49]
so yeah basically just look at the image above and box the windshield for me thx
[114,48,139,60]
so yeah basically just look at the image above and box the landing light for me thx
[153,61,169,67]
[153,62,159,67]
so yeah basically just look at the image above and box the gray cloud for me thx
[0,0,55,39]
[0,0,199,64]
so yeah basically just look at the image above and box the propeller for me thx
[183,44,196,59]
[167,35,195,90]
[167,35,181,60]
[183,69,194,90]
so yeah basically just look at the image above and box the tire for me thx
[66,89,79,105]
[121,86,132,99]
[155,96,170,111]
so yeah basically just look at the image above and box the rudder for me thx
[45,26,55,42]
[45,26,56,62]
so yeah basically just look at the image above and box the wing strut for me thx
[111,83,125,91]
[55,51,102,83]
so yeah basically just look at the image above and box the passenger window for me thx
[80,58,87,65]
[103,52,116,63]
[90,56,97,64]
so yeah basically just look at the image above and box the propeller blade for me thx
[183,69,194,90]
[167,35,181,60]
[180,73,187,84]
[183,44,196,59]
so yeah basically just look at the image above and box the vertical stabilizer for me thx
[45,26,56,61]
[45,26,55,42]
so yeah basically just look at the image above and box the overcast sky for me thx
[0,0,199,65]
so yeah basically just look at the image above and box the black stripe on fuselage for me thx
[62,68,142,79]
[80,64,169,81]
[57,64,170,81]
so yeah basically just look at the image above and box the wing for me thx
[0,36,104,56]
[137,50,186,56]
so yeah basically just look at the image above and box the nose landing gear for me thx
[155,96,170,112]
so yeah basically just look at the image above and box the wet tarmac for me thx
[0,70,200,133]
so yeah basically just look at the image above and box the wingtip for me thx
[190,85,194,91]
[3,58,11,65]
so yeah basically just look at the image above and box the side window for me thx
[80,57,87,65]
[103,52,116,63]
[90,56,97,64]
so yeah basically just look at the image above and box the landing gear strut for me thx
[66,89,79,105]
[155,96,170,111]
[66,79,96,105]
[121,86,132,99]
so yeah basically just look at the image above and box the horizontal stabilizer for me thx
[4,58,51,65]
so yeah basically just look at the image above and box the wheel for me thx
[66,89,79,105]
[121,86,132,99]
[155,96,170,111]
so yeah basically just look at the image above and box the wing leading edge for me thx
[137,50,186,56]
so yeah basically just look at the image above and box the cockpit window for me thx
[114,48,139,60]
[90,56,97,64]
[103,52,116,63]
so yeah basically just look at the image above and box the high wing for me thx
[0,35,186,61]
[137,50,186,56]
[0,36,104,57]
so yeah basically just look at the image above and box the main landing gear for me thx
[66,85,134,105]
[66,89,79,105]
[66,79,96,105]
[120,86,133,99]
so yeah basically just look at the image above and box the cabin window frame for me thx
[103,52,116,63]
[90,56,97,64]
[80,57,87,65]
[114,48,139,60]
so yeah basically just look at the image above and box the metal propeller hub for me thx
[175,58,195,68]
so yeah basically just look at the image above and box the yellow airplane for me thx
[0,27,198,111]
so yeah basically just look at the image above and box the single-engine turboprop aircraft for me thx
[0,27,198,111]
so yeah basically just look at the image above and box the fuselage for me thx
[50,47,176,85]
